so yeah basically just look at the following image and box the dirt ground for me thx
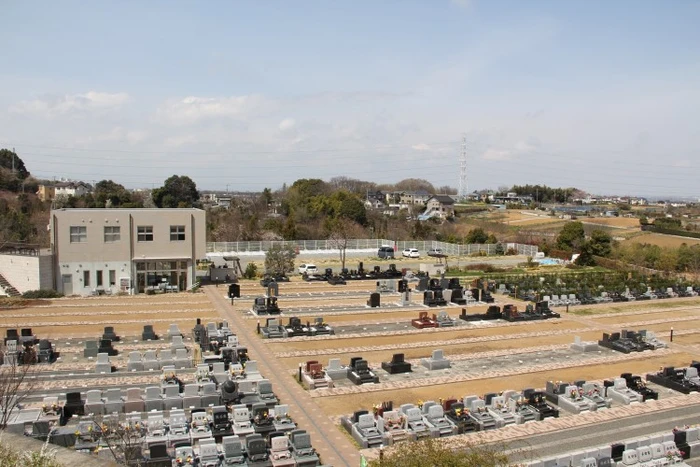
[0,292,218,339]
[4,283,700,426]
[626,232,700,247]
[582,217,642,228]
[315,352,696,417]
[243,279,700,418]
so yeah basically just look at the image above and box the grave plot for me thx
[0,294,220,338]
[266,320,588,357]
[2,292,326,466]
[312,350,697,419]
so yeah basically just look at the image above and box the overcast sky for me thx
[1,1,698,197]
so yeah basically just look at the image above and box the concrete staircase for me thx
[0,271,21,297]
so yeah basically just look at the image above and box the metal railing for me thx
[207,239,538,257]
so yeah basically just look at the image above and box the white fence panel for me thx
[207,239,538,257]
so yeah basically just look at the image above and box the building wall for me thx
[51,208,205,295]
[37,185,55,202]
[0,253,54,294]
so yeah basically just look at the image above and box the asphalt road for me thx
[506,404,700,464]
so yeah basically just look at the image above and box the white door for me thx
[61,274,72,295]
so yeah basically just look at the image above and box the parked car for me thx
[298,264,318,275]
[427,248,445,257]
[377,246,395,259]
[402,248,420,258]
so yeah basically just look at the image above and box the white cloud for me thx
[482,148,512,161]
[411,143,431,151]
[278,118,296,132]
[155,94,270,125]
[10,91,129,117]
[513,141,536,152]
[78,127,147,145]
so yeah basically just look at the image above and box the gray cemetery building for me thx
[50,208,206,295]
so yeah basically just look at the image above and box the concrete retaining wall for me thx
[0,253,54,294]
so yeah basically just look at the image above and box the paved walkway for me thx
[205,286,359,467]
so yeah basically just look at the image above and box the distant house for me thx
[394,189,433,205]
[216,196,232,209]
[364,190,386,209]
[492,193,532,204]
[37,184,56,202]
[37,181,91,201]
[54,181,91,198]
[424,195,455,218]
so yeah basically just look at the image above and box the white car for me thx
[298,264,318,275]
[402,248,420,258]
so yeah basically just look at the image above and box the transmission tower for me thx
[458,135,468,200]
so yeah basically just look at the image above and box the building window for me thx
[137,226,153,242]
[109,270,116,286]
[170,225,186,241]
[96,270,103,287]
[83,270,90,287]
[70,226,87,243]
[104,226,120,243]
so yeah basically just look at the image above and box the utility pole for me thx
[458,135,468,200]
[11,147,16,174]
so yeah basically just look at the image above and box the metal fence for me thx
[207,239,538,257]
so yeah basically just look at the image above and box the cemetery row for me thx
[1,316,327,467]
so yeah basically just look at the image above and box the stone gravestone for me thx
[326,358,348,380]
[98,339,118,356]
[570,335,599,352]
[400,290,411,306]
[367,293,380,308]
[267,282,279,298]
[4,340,18,366]
[421,349,451,370]
[167,324,182,340]
[127,351,144,372]
[83,340,99,358]
[142,325,157,341]
[417,277,429,292]
[102,326,120,342]
[192,319,205,344]
[95,353,113,374]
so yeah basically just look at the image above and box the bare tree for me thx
[0,349,37,430]
[92,415,146,466]
[326,218,366,271]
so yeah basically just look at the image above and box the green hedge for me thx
[642,225,700,239]
[21,289,64,299]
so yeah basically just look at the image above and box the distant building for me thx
[216,196,232,209]
[364,190,386,208]
[50,208,205,295]
[392,190,433,205]
[423,195,455,219]
[54,181,91,198]
[37,181,92,201]
[36,184,56,202]
[492,194,532,204]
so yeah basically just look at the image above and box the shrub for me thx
[243,263,258,279]
[505,247,518,255]
[21,289,63,299]
[0,441,63,467]
[462,263,506,273]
